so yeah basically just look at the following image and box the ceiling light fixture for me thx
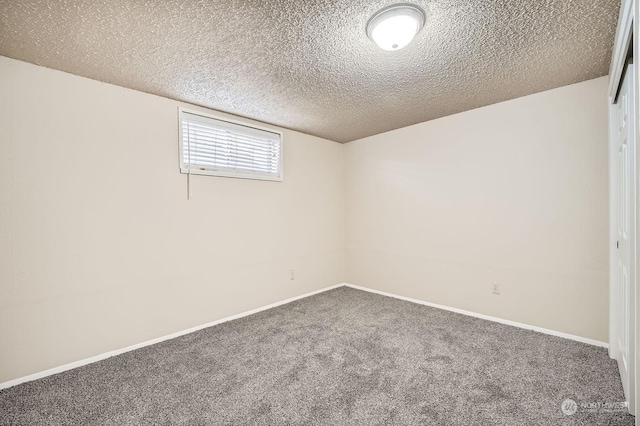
[366,4,425,51]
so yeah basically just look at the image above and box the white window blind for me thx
[179,109,283,181]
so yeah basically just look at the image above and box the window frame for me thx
[178,107,284,182]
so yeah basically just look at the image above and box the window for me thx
[179,108,283,181]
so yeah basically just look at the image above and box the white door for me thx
[610,60,635,414]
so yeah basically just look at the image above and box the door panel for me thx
[611,61,634,413]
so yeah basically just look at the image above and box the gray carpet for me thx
[0,286,635,425]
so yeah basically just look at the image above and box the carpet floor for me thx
[0,286,635,425]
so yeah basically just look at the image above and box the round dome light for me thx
[366,4,425,51]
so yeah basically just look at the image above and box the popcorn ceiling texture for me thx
[0,0,619,143]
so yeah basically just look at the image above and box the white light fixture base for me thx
[366,4,426,51]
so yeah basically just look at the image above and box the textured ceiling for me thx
[0,0,620,143]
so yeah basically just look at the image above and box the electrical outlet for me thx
[492,283,501,295]
[290,270,295,280]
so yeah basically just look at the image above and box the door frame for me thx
[608,0,637,416]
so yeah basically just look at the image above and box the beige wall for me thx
[0,56,345,383]
[345,77,610,342]
[0,54,611,384]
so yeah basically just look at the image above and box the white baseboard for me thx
[0,283,345,390]
[344,283,608,349]
[2,282,607,390]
